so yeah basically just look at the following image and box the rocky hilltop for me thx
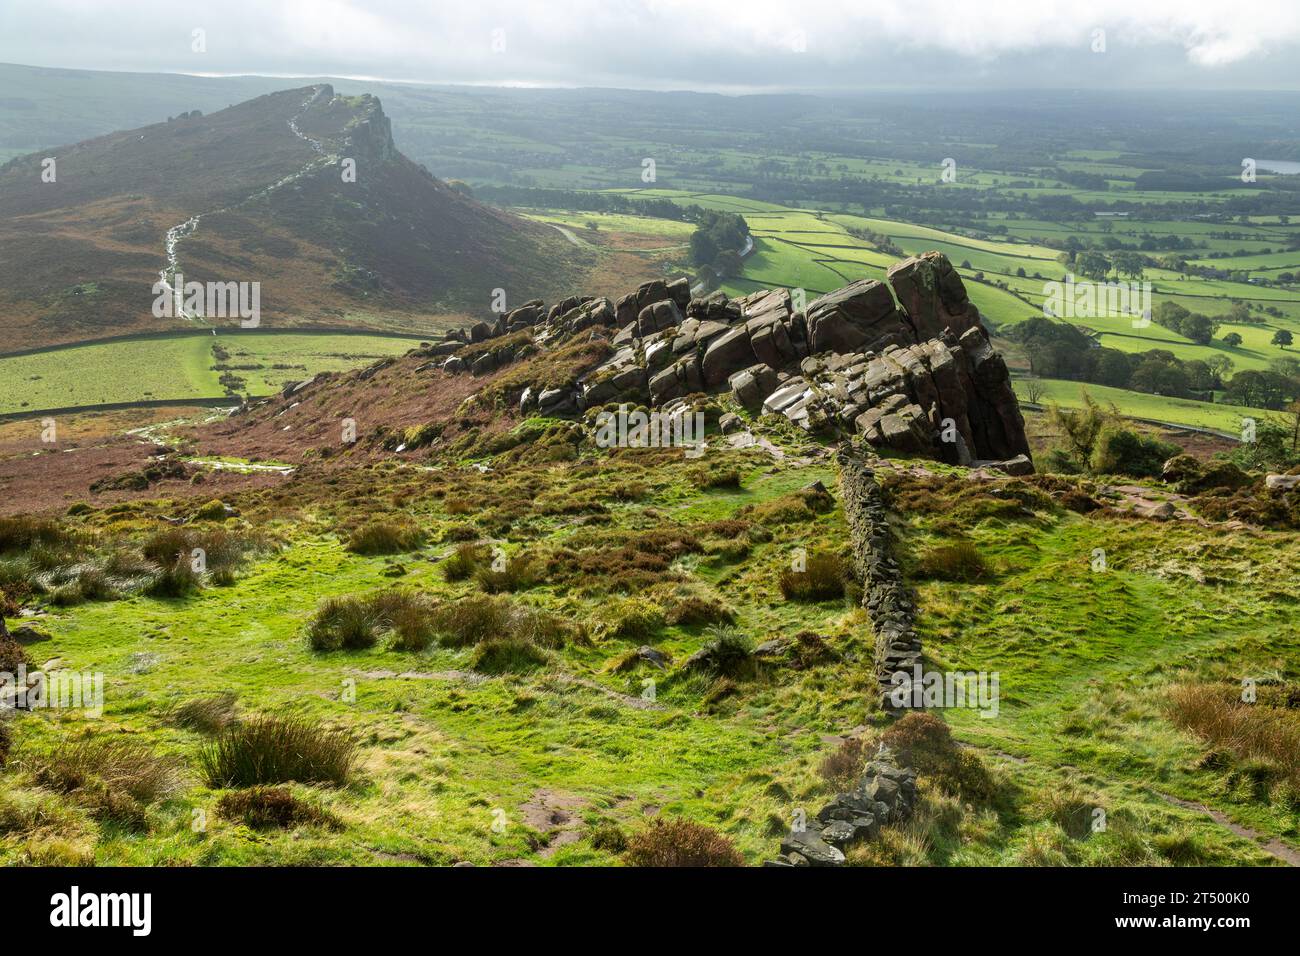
[0,85,589,349]
[418,250,1031,468]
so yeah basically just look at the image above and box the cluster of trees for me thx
[1010,318,1232,398]
[1151,301,1223,345]
[1057,248,1147,280]
[689,211,750,278]
[1222,368,1300,410]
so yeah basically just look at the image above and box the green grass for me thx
[4,425,1294,866]
[0,332,424,415]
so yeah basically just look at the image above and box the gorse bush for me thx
[214,786,340,830]
[199,715,357,787]
[623,818,744,867]
[778,551,848,601]
[344,520,424,555]
[914,540,991,582]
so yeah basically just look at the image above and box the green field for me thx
[558,187,1300,434]
[0,332,425,415]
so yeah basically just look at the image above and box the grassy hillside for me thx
[0,331,431,416]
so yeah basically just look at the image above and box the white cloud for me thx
[2,0,1298,87]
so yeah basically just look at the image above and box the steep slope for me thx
[0,84,591,351]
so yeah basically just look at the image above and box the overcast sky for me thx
[2,0,1299,92]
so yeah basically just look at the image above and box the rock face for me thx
[430,250,1031,468]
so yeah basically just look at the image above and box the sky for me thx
[1,0,1299,92]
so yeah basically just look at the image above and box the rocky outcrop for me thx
[425,251,1031,468]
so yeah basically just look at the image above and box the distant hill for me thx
[0,83,592,350]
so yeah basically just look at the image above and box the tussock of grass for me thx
[1167,682,1300,794]
[469,635,549,674]
[168,693,238,734]
[778,551,848,601]
[307,590,436,651]
[474,553,539,593]
[819,736,867,792]
[602,598,664,641]
[199,716,356,788]
[24,737,184,828]
[344,520,424,555]
[441,542,490,581]
[914,540,992,582]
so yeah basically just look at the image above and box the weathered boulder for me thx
[701,327,758,387]
[887,251,983,341]
[728,363,780,413]
[806,279,904,355]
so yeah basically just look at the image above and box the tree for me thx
[1222,332,1243,348]
[1075,251,1111,281]
[1272,329,1294,350]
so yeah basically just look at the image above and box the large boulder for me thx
[805,279,906,355]
[887,251,983,341]
[701,327,758,387]
[728,363,780,413]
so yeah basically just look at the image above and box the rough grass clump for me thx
[0,516,77,553]
[603,598,665,641]
[624,818,745,867]
[1033,788,1102,840]
[307,595,386,651]
[306,590,436,652]
[0,720,11,769]
[819,736,867,792]
[344,520,424,555]
[474,553,539,593]
[914,540,992,582]
[429,595,511,647]
[588,822,628,853]
[663,592,736,628]
[1167,682,1300,794]
[778,551,848,601]
[686,625,755,679]
[143,555,202,597]
[469,635,549,674]
[441,542,489,581]
[214,786,341,830]
[199,716,356,788]
[169,693,238,734]
[25,737,184,828]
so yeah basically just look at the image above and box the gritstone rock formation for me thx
[416,250,1031,468]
